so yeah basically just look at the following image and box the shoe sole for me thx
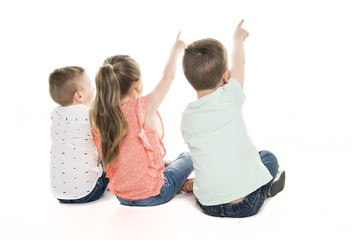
[269,171,286,197]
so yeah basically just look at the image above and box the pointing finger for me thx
[177,31,182,40]
[238,19,244,28]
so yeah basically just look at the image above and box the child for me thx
[181,20,286,217]
[49,66,109,203]
[89,33,194,206]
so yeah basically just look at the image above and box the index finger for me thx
[177,31,182,40]
[238,19,245,28]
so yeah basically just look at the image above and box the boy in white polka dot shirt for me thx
[49,66,109,203]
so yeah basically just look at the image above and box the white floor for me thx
[1,180,289,240]
[2,125,359,240]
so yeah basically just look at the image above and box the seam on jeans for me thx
[155,186,166,205]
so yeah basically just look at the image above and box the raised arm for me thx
[230,20,249,89]
[147,32,186,114]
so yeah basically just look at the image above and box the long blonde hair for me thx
[90,55,141,170]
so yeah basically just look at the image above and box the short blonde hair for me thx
[49,66,85,106]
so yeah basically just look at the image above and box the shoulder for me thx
[51,104,89,119]
[135,96,148,109]
[224,78,242,91]
[123,96,148,126]
[222,78,246,103]
[50,106,61,119]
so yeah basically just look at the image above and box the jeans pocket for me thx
[140,185,167,206]
[144,193,165,206]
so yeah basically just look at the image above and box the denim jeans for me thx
[58,171,109,204]
[116,152,194,206]
[198,150,279,218]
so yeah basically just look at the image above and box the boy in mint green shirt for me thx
[181,20,285,217]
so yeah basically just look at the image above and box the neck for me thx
[120,92,139,105]
[196,89,217,99]
[196,81,226,99]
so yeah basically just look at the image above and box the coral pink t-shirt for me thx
[92,96,166,200]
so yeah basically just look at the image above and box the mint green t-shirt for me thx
[181,78,272,206]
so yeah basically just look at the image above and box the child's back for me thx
[181,21,285,217]
[49,66,108,203]
[181,78,272,205]
[50,104,101,199]
[93,96,166,200]
[90,33,194,207]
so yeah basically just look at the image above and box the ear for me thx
[73,91,84,104]
[134,79,142,92]
[222,69,230,84]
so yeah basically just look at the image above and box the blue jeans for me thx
[58,171,109,204]
[116,152,194,206]
[198,150,279,218]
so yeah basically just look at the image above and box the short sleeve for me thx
[223,78,246,107]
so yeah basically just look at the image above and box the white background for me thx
[0,0,359,239]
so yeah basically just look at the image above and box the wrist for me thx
[171,47,182,54]
[233,39,245,45]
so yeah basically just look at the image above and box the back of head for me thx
[49,66,85,106]
[90,55,140,170]
[182,38,228,91]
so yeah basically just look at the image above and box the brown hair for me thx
[49,66,85,106]
[89,55,141,170]
[182,38,228,91]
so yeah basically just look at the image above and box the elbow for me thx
[163,72,175,81]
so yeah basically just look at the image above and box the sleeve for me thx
[223,78,247,108]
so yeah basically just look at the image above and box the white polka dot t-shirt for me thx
[50,104,103,200]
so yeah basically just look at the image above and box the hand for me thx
[173,31,186,53]
[233,20,249,42]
